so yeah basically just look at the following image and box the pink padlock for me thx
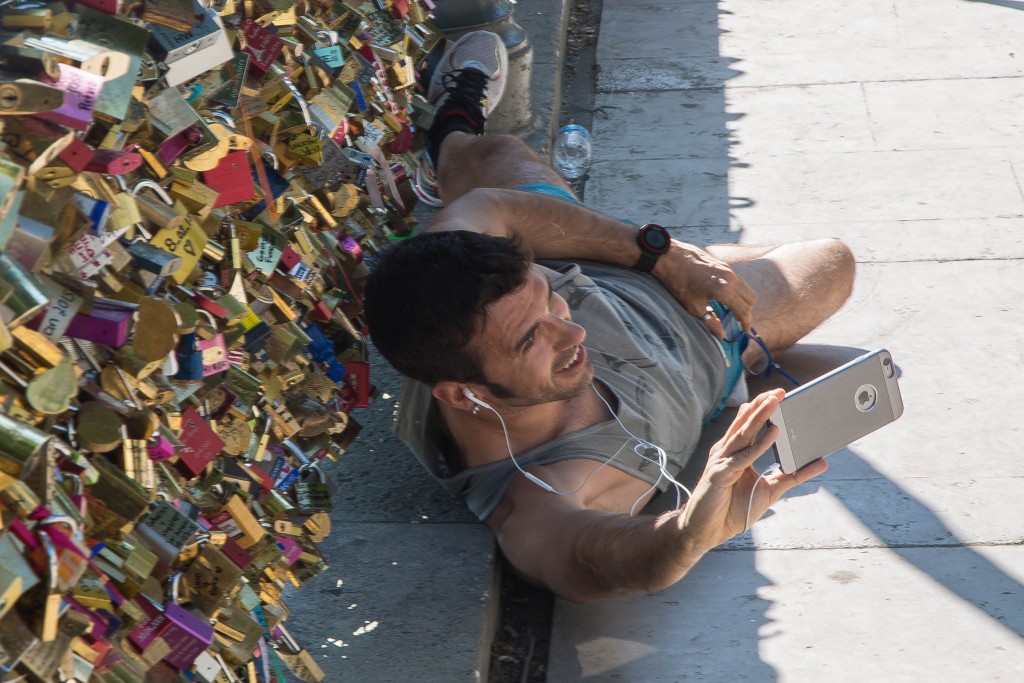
[337,233,363,263]
[84,148,143,176]
[157,126,203,165]
[160,602,214,670]
[149,435,176,462]
[64,303,134,348]
[35,63,104,131]
[198,334,229,377]
[275,535,302,566]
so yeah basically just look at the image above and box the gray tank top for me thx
[393,261,726,521]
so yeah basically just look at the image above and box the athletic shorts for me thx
[517,182,580,204]
[708,300,749,419]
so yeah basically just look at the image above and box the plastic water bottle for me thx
[552,124,592,180]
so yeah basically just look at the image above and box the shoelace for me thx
[438,68,489,128]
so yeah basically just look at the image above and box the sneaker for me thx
[418,31,508,207]
[427,30,508,122]
[412,156,444,207]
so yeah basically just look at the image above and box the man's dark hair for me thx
[364,230,533,386]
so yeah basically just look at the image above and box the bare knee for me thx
[740,238,856,354]
[814,238,856,308]
[476,133,535,159]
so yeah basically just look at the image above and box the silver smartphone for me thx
[770,349,904,474]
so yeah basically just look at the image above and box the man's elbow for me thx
[548,574,674,604]
[533,577,611,605]
[542,561,669,604]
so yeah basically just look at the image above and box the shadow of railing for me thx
[962,0,1024,10]
[750,343,1024,640]
[789,452,1024,640]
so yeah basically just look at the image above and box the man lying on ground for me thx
[364,31,854,603]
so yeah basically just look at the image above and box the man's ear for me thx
[432,381,474,410]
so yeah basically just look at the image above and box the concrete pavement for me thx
[549,0,1024,681]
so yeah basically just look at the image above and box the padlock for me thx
[121,430,156,494]
[146,2,221,66]
[0,251,49,327]
[274,635,327,682]
[0,0,447,675]
[164,13,235,88]
[293,463,331,514]
[137,0,200,32]
[28,532,62,642]
[211,605,264,667]
[240,18,284,76]
[127,240,183,279]
[35,515,89,602]
[133,500,202,572]
[83,442,153,538]
[33,63,104,131]
[180,541,243,615]
[64,299,134,348]
[0,413,51,477]
[203,150,256,208]
[173,406,225,478]
[128,594,215,671]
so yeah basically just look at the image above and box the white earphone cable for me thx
[471,383,692,512]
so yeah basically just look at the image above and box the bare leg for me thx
[436,132,575,203]
[706,240,856,364]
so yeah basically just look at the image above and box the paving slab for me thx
[284,522,498,682]
[597,48,1024,93]
[549,546,1024,682]
[862,77,1024,152]
[587,147,1024,228]
[596,1,1024,92]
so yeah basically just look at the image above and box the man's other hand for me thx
[652,240,757,337]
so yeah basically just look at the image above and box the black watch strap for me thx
[634,250,660,274]
[633,223,671,273]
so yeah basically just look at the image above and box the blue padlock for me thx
[173,333,204,380]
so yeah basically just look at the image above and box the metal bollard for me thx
[430,0,535,136]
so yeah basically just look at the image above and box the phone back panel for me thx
[772,349,903,472]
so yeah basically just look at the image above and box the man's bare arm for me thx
[428,187,637,261]
[490,391,828,603]
[427,187,757,331]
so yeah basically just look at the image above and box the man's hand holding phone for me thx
[681,390,828,553]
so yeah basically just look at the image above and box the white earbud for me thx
[462,387,557,493]
[462,387,492,411]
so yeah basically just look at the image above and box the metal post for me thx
[429,0,535,136]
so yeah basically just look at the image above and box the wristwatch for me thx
[633,223,671,273]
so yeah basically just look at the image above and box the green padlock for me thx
[294,464,331,514]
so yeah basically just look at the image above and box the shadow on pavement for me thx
[614,342,1024,680]
[962,0,1024,10]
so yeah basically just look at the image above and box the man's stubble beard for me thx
[482,360,595,409]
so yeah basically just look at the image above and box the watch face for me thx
[641,225,670,253]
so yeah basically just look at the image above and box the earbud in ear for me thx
[462,387,492,411]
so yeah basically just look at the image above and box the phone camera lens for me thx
[882,357,895,378]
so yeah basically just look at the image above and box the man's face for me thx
[468,266,593,408]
